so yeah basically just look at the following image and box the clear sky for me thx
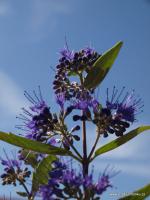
[0,0,150,199]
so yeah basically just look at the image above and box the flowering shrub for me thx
[0,41,150,200]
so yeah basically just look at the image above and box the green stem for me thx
[62,131,82,160]
[60,120,82,161]
[18,179,32,200]
[88,133,100,161]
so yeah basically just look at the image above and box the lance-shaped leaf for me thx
[0,131,70,155]
[118,183,150,200]
[93,126,150,160]
[84,41,123,89]
[32,155,57,193]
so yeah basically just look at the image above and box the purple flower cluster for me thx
[16,88,59,143]
[17,86,83,149]
[39,160,112,200]
[17,46,143,142]
[0,156,21,169]
[0,152,31,186]
[53,46,143,138]
[0,44,145,200]
[53,46,100,100]
[60,46,74,61]
[72,97,99,113]
[17,93,82,153]
[56,92,65,111]
[91,87,143,137]
[106,87,143,123]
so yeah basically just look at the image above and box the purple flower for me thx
[39,185,54,200]
[106,87,143,122]
[56,92,65,110]
[48,138,59,146]
[30,101,47,113]
[0,152,21,170]
[38,160,114,199]
[90,99,99,113]
[73,98,99,112]
[24,87,47,113]
[52,160,67,169]
[38,160,66,199]
[95,174,112,195]
[83,47,95,56]
[73,99,89,111]
[60,47,74,61]
[0,151,31,186]
[62,169,82,187]
[83,174,93,188]
[16,88,59,143]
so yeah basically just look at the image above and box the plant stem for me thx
[80,73,90,199]
[79,74,89,176]
[18,179,32,200]
[82,117,88,176]
[88,133,100,161]
[62,131,82,161]
[82,113,90,200]
[60,121,82,161]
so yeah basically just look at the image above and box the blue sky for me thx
[0,0,150,199]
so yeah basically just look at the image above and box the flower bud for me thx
[73,135,80,141]
[73,115,81,121]
[71,125,80,132]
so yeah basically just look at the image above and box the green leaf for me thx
[84,41,123,89]
[118,183,150,200]
[0,131,70,156]
[93,126,150,159]
[16,191,28,197]
[32,155,57,193]
[19,149,39,168]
